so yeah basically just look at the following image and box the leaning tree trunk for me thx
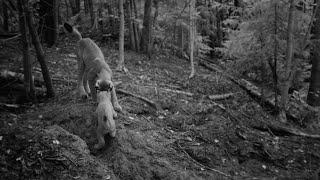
[26,5,55,98]
[17,0,35,101]
[141,0,152,54]
[39,0,59,47]
[307,1,320,106]
[117,0,126,72]
[189,0,196,79]
[279,0,295,123]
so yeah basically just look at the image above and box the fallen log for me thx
[198,59,318,121]
[0,34,21,44]
[0,69,43,88]
[116,89,162,111]
[127,84,194,96]
[252,123,320,139]
[208,92,236,100]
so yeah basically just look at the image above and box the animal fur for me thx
[64,23,122,112]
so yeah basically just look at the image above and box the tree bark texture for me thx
[307,0,320,106]
[117,0,125,70]
[279,0,295,122]
[39,0,59,47]
[17,0,35,101]
[141,0,152,54]
[189,0,196,78]
[26,5,55,98]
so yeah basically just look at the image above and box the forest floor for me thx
[1,37,320,180]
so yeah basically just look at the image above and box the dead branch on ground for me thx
[208,93,236,100]
[252,123,320,139]
[176,142,232,179]
[116,89,161,111]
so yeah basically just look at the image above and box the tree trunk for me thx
[273,0,279,110]
[3,0,9,32]
[132,0,140,51]
[69,0,80,15]
[117,0,126,72]
[88,0,95,26]
[307,1,320,106]
[216,7,222,47]
[189,0,195,79]
[39,0,59,47]
[141,0,152,54]
[65,0,69,18]
[84,0,89,14]
[128,0,136,50]
[17,0,35,101]
[234,0,241,7]
[150,0,159,56]
[26,5,55,98]
[178,25,184,57]
[279,0,295,122]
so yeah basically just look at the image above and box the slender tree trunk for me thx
[117,0,126,72]
[88,0,95,26]
[132,0,140,51]
[273,0,279,110]
[234,0,241,7]
[307,0,320,106]
[69,0,80,15]
[65,0,69,18]
[128,0,136,50]
[39,0,59,47]
[26,6,55,98]
[189,0,195,79]
[141,0,152,54]
[17,0,35,101]
[279,0,295,122]
[179,25,184,57]
[303,0,318,51]
[76,0,80,14]
[84,0,89,14]
[150,0,159,56]
[3,0,9,32]
[216,7,222,47]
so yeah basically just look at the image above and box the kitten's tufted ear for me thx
[63,23,73,33]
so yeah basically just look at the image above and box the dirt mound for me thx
[44,125,115,180]
[38,98,221,180]
[98,128,207,180]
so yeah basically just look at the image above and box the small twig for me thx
[176,143,233,179]
[0,34,21,43]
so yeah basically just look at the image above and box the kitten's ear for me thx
[64,23,73,33]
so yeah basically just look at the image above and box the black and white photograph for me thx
[0,0,320,179]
